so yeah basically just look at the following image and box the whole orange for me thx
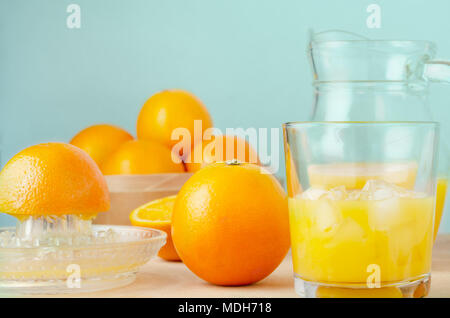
[136,90,213,158]
[185,135,260,172]
[172,161,290,286]
[70,124,133,167]
[70,124,134,165]
[101,140,184,175]
[0,142,110,218]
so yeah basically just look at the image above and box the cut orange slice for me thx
[130,195,180,261]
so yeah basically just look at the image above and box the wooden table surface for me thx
[61,234,450,298]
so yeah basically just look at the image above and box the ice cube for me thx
[326,185,346,200]
[300,179,427,202]
[300,187,328,200]
[372,188,394,200]
[347,190,362,200]
[327,218,366,246]
[368,197,401,230]
[361,180,408,200]
[300,186,348,201]
[361,179,387,193]
[314,200,342,235]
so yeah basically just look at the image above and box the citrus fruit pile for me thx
[0,88,289,288]
[70,89,259,174]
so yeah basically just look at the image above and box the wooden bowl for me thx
[94,173,193,225]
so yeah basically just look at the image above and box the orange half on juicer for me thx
[0,142,166,294]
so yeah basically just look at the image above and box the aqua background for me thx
[0,0,449,231]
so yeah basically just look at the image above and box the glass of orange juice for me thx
[283,122,440,298]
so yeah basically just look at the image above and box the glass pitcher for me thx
[306,30,449,237]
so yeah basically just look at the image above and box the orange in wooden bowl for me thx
[101,140,184,175]
[70,124,133,167]
[136,89,213,158]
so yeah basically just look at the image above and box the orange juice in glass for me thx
[307,162,447,240]
[283,122,440,298]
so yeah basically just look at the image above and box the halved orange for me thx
[0,142,110,219]
[130,195,180,261]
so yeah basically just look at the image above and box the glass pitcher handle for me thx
[424,60,450,83]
